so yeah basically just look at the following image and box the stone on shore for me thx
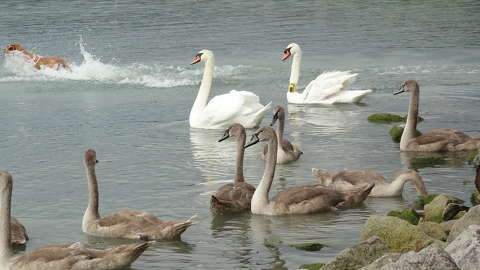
[424,194,463,223]
[320,236,391,270]
[447,205,480,242]
[378,244,459,270]
[445,225,480,270]
[360,215,442,253]
[358,253,401,270]
[418,220,447,241]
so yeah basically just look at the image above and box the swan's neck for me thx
[475,167,480,193]
[288,50,302,93]
[389,171,426,196]
[83,164,100,226]
[0,181,13,267]
[190,57,215,119]
[400,88,419,151]
[276,117,285,151]
[234,131,246,183]
[252,135,278,213]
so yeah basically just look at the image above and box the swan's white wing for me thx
[202,90,269,129]
[303,71,358,102]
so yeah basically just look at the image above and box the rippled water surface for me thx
[1,0,480,269]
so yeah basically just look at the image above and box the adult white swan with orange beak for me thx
[189,50,271,129]
[282,43,372,104]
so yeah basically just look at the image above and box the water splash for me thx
[0,41,249,88]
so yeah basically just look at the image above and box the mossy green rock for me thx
[387,208,421,225]
[368,113,405,124]
[410,156,447,169]
[471,192,480,206]
[359,253,401,270]
[360,215,443,253]
[447,205,480,242]
[291,242,326,252]
[418,221,447,241]
[414,194,439,210]
[424,194,463,223]
[389,125,422,143]
[321,237,391,270]
[299,263,325,270]
[467,150,479,164]
[367,113,424,124]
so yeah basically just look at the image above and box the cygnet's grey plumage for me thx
[312,168,427,197]
[82,149,197,241]
[262,106,302,164]
[211,124,256,214]
[395,80,480,152]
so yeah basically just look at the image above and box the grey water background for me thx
[1,0,480,269]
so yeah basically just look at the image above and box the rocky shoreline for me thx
[299,194,480,270]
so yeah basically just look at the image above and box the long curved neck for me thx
[276,116,285,146]
[84,164,100,223]
[400,88,419,150]
[0,181,13,267]
[288,50,302,93]
[234,131,246,183]
[475,167,480,193]
[253,135,278,206]
[390,171,426,196]
[190,57,215,117]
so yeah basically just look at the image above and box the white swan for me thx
[0,171,150,270]
[189,50,271,129]
[282,43,372,104]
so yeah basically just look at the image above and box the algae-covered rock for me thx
[424,195,464,223]
[360,215,442,253]
[409,156,447,169]
[414,194,439,210]
[359,253,401,270]
[368,113,405,124]
[387,208,420,225]
[440,220,457,235]
[299,263,325,270]
[467,150,479,164]
[471,192,480,206]
[379,244,459,270]
[448,205,480,242]
[389,125,422,143]
[291,242,326,252]
[367,113,424,124]
[321,236,391,270]
[418,221,448,241]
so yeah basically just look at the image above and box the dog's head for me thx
[3,44,23,54]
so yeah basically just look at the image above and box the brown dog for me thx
[3,43,72,71]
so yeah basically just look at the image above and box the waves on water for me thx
[0,41,249,88]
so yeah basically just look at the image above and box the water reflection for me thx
[189,128,235,183]
[287,104,363,134]
[250,215,287,270]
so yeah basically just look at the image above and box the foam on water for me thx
[0,41,249,88]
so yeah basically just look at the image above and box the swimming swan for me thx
[244,126,373,215]
[210,124,256,214]
[395,80,480,152]
[312,168,427,197]
[262,106,302,164]
[82,149,197,240]
[0,171,149,270]
[189,50,271,129]
[282,43,372,104]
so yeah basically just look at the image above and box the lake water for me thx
[1,0,480,269]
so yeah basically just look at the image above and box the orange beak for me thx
[281,50,291,61]
[191,55,202,65]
